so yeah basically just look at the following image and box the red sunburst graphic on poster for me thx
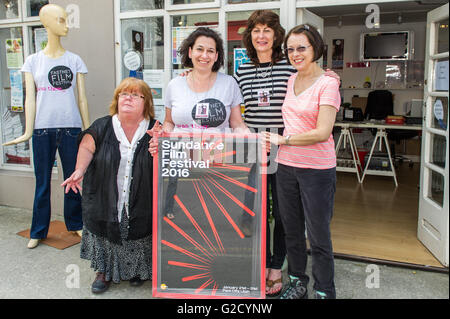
[154,135,266,299]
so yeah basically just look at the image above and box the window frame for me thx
[114,0,289,99]
[0,0,49,172]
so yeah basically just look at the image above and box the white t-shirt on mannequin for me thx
[165,72,243,133]
[21,50,88,129]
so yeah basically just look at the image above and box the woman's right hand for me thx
[147,120,162,156]
[179,69,192,77]
[148,137,159,156]
[61,169,85,194]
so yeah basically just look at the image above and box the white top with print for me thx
[21,50,88,129]
[165,72,243,133]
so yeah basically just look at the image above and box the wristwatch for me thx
[285,135,291,145]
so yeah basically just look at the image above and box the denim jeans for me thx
[276,163,336,298]
[31,128,83,239]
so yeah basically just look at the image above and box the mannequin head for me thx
[39,4,68,37]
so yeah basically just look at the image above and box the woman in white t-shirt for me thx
[151,27,249,219]
[163,27,248,134]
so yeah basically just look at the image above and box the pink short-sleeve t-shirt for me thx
[276,73,341,169]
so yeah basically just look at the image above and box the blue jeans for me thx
[31,128,83,239]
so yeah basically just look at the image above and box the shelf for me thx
[337,166,360,173]
[363,169,395,177]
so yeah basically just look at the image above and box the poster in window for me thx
[332,39,344,70]
[234,48,250,75]
[143,69,164,105]
[153,133,266,299]
[5,38,24,69]
[34,28,48,52]
[9,70,23,112]
[435,60,449,91]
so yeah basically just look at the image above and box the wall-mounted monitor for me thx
[360,31,414,61]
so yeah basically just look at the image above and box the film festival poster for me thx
[153,133,267,299]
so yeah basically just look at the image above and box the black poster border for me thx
[152,132,267,299]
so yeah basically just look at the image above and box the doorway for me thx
[303,1,448,269]
[333,165,443,269]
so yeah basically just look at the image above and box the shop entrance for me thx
[113,0,448,269]
[332,164,443,268]
[302,1,448,269]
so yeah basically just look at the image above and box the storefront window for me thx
[121,17,164,121]
[436,18,449,54]
[26,0,48,17]
[121,17,164,76]
[226,9,279,75]
[171,13,218,76]
[0,27,30,167]
[120,0,163,12]
[1,0,19,19]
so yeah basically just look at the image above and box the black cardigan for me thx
[79,115,155,244]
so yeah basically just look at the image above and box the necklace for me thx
[256,62,273,78]
[251,63,274,101]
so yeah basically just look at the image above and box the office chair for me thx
[365,90,418,168]
[364,90,394,120]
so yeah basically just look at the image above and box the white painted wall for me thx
[323,21,426,115]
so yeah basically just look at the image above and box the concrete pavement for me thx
[0,205,447,300]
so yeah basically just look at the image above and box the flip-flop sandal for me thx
[266,278,283,297]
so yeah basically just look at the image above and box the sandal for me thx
[266,277,283,297]
[165,213,175,220]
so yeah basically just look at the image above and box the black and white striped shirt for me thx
[234,59,296,130]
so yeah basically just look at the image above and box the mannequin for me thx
[3,4,89,248]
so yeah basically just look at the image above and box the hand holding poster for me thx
[153,133,266,298]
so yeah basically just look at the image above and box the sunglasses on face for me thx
[286,45,311,55]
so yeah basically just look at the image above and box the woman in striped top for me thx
[262,24,340,299]
[234,10,295,298]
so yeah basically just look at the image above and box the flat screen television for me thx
[360,31,414,61]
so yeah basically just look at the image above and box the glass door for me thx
[418,3,449,267]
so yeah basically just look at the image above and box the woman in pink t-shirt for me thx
[262,24,340,299]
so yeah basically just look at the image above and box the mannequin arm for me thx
[77,73,90,130]
[2,72,36,146]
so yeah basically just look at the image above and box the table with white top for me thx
[334,121,422,187]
